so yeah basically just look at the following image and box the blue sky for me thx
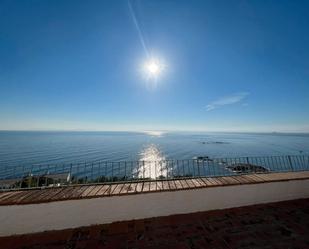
[0,0,309,132]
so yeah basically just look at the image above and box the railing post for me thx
[76,163,80,184]
[181,160,184,177]
[143,161,145,179]
[124,161,127,180]
[192,160,196,177]
[288,155,294,171]
[19,165,23,188]
[44,164,49,186]
[187,160,190,177]
[28,165,33,188]
[98,162,101,182]
[197,160,200,177]
[37,164,41,188]
[111,162,114,182]
[155,161,157,180]
[300,155,305,170]
[118,162,121,180]
[84,162,87,183]
[202,159,206,177]
[91,163,94,182]
[105,162,108,181]
[247,157,250,169]
[131,161,133,180]
[69,163,73,184]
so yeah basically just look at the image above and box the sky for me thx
[0,0,309,132]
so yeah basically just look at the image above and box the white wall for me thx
[1,179,309,237]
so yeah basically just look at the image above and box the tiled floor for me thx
[0,198,308,249]
[1,171,309,205]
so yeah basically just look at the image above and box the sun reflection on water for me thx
[137,144,167,179]
[143,130,166,137]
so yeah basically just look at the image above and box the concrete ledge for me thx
[1,178,309,237]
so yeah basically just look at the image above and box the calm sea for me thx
[0,131,308,169]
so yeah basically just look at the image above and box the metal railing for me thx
[0,155,308,190]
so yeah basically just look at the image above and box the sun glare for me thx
[147,61,160,74]
[143,58,165,80]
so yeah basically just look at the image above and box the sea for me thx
[0,131,308,170]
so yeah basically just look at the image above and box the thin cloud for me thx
[206,92,249,111]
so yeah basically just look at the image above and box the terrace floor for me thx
[0,198,308,249]
[1,171,309,206]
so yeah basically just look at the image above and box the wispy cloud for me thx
[206,92,249,111]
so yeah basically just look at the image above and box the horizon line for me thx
[0,129,309,134]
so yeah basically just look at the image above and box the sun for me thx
[146,61,160,75]
[143,59,165,79]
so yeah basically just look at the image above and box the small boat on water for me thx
[226,163,269,174]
